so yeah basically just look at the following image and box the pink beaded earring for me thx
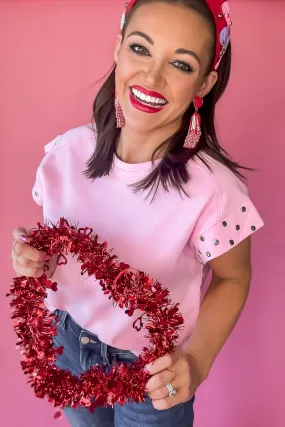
[183,96,203,149]
[114,92,125,128]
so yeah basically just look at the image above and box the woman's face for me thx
[114,2,218,133]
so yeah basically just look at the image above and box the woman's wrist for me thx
[185,350,210,385]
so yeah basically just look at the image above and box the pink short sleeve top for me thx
[32,125,264,353]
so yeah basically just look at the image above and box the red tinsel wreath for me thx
[8,218,184,415]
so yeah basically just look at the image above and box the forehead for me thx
[126,2,213,54]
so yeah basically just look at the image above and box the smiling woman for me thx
[86,0,234,194]
[12,1,264,427]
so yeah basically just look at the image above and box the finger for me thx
[146,369,175,394]
[13,227,31,243]
[148,377,181,401]
[152,393,183,411]
[45,254,58,279]
[15,255,45,269]
[12,241,20,257]
[12,240,47,263]
[145,352,177,375]
[13,264,44,278]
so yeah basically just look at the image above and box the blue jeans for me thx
[54,310,195,427]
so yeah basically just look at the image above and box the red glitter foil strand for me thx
[8,218,184,412]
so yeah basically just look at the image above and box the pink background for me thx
[1,1,284,426]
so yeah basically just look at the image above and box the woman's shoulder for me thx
[188,151,248,199]
[43,124,96,159]
[32,124,97,206]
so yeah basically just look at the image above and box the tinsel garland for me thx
[8,218,184,414]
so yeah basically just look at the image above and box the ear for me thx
[196,71,218,98]
[114,34,123,63]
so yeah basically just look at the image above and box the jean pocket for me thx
[114,351,138,364]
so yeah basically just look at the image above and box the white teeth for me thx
[131,88,167,107]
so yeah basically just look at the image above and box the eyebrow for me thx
[128,31,153,45]
[175,48,201,65]
[127,31,201,64]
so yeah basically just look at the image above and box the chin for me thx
[123,103,164,131]
[124,113,159,132]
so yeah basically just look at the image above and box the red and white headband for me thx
[120,0,231,71]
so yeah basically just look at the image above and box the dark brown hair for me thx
[85,0,245,197]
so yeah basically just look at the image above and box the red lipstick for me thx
[129,85,168,114]
[132,85,167,101]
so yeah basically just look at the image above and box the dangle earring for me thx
[183,96,203,149]
[114,91,125,128]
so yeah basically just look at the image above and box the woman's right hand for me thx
[11,227,57,278]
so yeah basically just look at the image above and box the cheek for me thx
[166,73,197,107]
[172,83,195,110]
[116,54,137,88]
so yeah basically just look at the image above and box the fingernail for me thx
[144,365,150,373]
[19,234,28,243]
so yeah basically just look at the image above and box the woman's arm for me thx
[185,236,252,381]
[145,236,253,409]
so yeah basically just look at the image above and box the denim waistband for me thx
[54,309,137,366]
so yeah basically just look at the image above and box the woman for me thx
[11,0,264,426]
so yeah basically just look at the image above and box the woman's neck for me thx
[117,121,181,164]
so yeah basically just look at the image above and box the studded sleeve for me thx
[194,199,264,263]
[191,166,264,264]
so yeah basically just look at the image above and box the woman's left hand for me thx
[145,347,203,410]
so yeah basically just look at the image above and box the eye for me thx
[129,43,150,57]
[172,60,194,73]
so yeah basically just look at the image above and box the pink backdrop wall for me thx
[1,1,284,426]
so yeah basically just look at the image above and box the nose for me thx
[143,61,165,89]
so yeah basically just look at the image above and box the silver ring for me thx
[166,382,178,398]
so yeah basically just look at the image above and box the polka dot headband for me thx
[120,0,232,71]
